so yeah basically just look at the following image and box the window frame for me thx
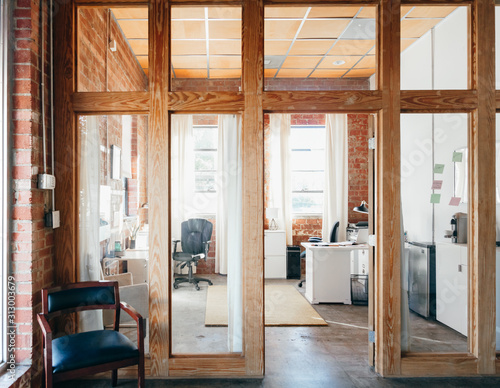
[290,124,325,215]
[193,124,218,194]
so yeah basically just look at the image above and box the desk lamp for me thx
[353,201,369,214]
[266,208,279,230]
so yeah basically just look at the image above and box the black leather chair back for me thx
[181,218,213,254]
[330,221,340,243]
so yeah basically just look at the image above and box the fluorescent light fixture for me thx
[264,59,271,65]
[333,60,346,66]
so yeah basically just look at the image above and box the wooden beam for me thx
[148,0,170,377]
[72,92,150,114]
[401,354,478,377]
[265,0,378,5]
[469,0,496,375]
[54,0,76,288]
[375,0,401,377]
[263,91,382,112]
[242,0,265,376]
[168,357,246,376]
[496,90,500,111]
[168,91,244,111]
[400,0,473,4]
[400,90,478,112]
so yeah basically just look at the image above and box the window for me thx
[193,125,218,214]
[291,125,325,213]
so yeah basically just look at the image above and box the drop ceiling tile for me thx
[264,40,293,56]
[265,20,302,39]
[136,55,148,68]
[342,19,375,40]
[116,20,148,39]
[172,20,206,39]
[209,40,241,55]
[357,7,376,19]
[209,20,241,39]
[173,69,207,78]
[405,6,457,18]
[265,7,308,19]
[171,56,207,69]
[264,55,286,69]
[367,46,375,55]
[129,40,148,56]
[111,8,147,20]
[171,40,206,56]
[344,68,375,78]
[401,6,414,17]
[264,69,277,78]
[209,56,241,69]
[210,69,241,78]
[401,19,440,39]
[318,55,362,69]
[298,20,350,39]
[354,55,375,68]
[288,40,335,56]
[207,7,241,19]
[171,7,205,20]
[143,68,148,76]
[276,69,313,78]
[401,39,417,52]
[329,40,375,56]
[308,6,360,18]
[281,56,322,69]
[311,69,348,78]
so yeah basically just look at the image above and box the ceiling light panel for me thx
[341,19,376,40]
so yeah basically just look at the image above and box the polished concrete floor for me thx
[59,276,499,387]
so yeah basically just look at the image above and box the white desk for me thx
[302,243,369,304]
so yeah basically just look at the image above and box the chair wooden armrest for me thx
[37,313,53,339]
[120,302,144,364]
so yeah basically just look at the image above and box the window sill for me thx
[0,364,30,388]
[292,214,322,219]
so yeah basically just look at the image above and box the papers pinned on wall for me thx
[431,180,443,190]
[452,151,463,163]
[430,193,441,204]
[433,164,445,174]
[449,197,461,206]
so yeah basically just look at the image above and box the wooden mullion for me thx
[400,0,473,4]
[148,0,170,377]
[469,0,496,375]
[496,90,500,110]
[72,92,150,114]
[400,90,478,112]
[376,0,401,377]
[168,91,244,111]
[265,0,379,5]
[242,0,265,376]
[263,91,382,112]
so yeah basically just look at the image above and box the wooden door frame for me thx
[54,0,499,378]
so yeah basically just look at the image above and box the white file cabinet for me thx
[264,230,286,279]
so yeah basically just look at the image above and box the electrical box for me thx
[44,210,60,229]
[38,174,56,190]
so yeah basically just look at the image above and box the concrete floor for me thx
[58,276,499,387]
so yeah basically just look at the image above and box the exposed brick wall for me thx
[10,0,53,386]
[172,77,370,92]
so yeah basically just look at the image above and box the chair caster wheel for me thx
[173,284,179,289]
[208,281,213,285]
[196,285,200,291]
[298,283,302,288]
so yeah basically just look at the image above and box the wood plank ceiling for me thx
[110,5,458,80]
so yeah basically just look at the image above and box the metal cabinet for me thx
[264,230,286,279]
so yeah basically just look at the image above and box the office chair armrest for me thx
[172,239,180,253]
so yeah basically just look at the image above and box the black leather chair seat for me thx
[52,330,139,373]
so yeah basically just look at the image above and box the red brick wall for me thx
[10,0,53,385]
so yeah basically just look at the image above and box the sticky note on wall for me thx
[433,164,445,174]
[431,180,443,190]
[452,151,463,162]
[430,194,441,204]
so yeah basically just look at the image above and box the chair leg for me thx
[112,369,118,386]
[138,354,145,388]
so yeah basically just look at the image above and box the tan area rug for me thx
[205,285,327,326]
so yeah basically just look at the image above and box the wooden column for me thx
[53,0,76,287]
[242,0,265,376]
[376,0,401,376]
[469,0,496,375]
[148,0,171,376]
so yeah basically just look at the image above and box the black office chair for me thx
[298,221,339,288]
[173,218,214,290]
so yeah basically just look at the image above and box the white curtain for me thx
[78,115,103,332]
[269,114,293,245]
[322,114,348,242]
[215,114,243,352]
[401,203,410,351]
[171,115,194,242]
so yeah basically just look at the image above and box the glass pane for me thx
[291,150,325,171]
[496,114,500,352]
[290,127,325,149]
[292,192,323,214]
[496,6,500,89]
[193,126,218,149]
[264,5,377,91]
[401,113,468,353]
[292,171,324,192]
[171,114,243,354]
[171,7,242,92]
[77,7,149,92]
[401,6,468,90]
[78,114,150,355]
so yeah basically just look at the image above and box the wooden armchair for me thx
[37,281,144,388]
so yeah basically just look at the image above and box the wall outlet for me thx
[38,174,56,190]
